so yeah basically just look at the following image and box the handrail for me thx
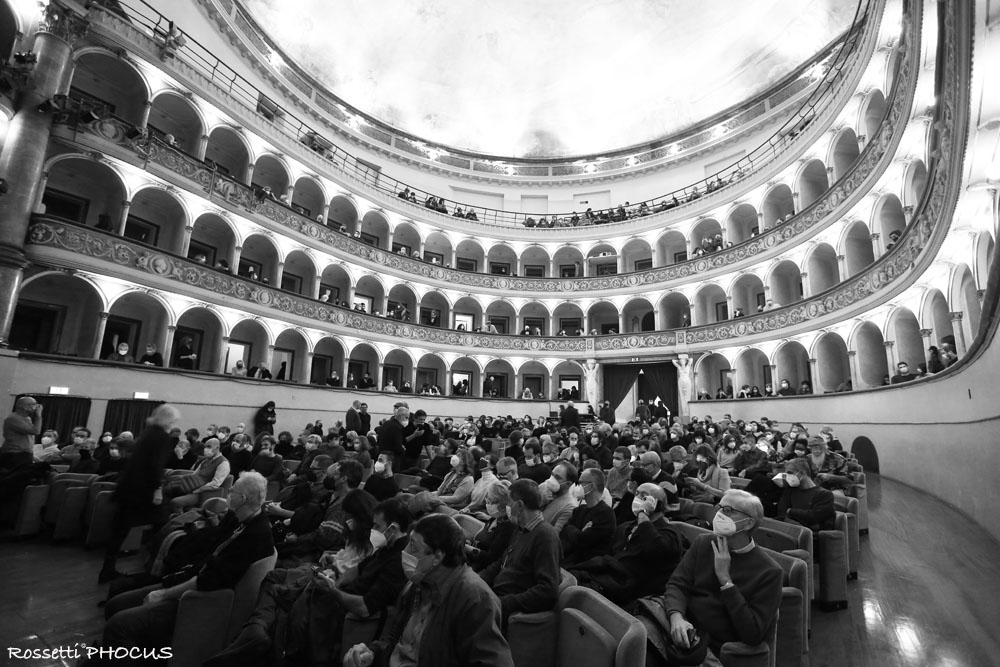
[85,0,879,228]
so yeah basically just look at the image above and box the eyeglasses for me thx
[716,505,752,519]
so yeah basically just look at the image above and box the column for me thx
[757,212,766,233]
[381,294,390,317]
[950,312,967,356]
[515,255,522,277]
[882,340,896,371]
[450,248,457,269]
[385,228,394,252]
[919,328,934,352]
[273,261,284,288]
[312,275,322,300]
[870,232,883,256]
[33,171,49,213]
[413,366,420,394]
[92,312,110,359]
[244,162,255,187]
[653,307,662,331]
[616,255,624,274]
[791,191,800,214]
[807,357,818,389]
[847,350,861,390]
[116,200,132,235]
[672,355,692,418]
[217,336,230,374]
[285,185,295,202]
[374,361,384,387]
[800,272,811,298]
[264,345,275,373]
[726,368,738,397]
[581,312,589,334]
[856,134,866,150]
[548,313,557,335]
[197,134,209,161]
[139,100,153,128]
[691,371,701,399]
[180,226,194,257]
[162,325,176,367]
[341,357,350,386]
[617,312,626,334]
[977,289,986,306]
[725,294,734,320]
[549,257,557,277]
[231,245,243,273]
[320,204,330,224]
[767,364,777,390]
[836,254,847,281]
[303,352,313,384]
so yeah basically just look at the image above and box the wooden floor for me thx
[2,475,1000,667]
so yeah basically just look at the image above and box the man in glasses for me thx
[661,489,783,662]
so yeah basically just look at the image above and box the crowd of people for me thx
[0,391,867,665]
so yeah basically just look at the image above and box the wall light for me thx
[48,386,69,395]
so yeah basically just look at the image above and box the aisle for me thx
[1,474,999,666]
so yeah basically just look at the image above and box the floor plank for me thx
[1,475,998,666]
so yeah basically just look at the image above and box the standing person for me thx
[254,401,277,436]
[561,400,580,431]
[0,396,43,470]
[173,336,197,370]
[346,400,363,434]
[99,404,181,584]
[376,403,408,462]
[359,403,372,435]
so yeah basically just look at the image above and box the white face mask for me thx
[450,455,461,468]
[109,449,121,458]
[713,511,744,536]
[631,497,656,515]
[374,461,386,474]
[485,502,499,518]
[543,477,561,494]
[570,484,586,501]
[41,437,54,446]
[772,472,801,488]
[542,455,554,464]
[696,455,707,464]
[400,549,427,583]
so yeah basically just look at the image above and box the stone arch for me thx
[451,356,482,397]
[920,287,953,349]
[271,328,309,382]
[360,210,390,250]
[841,219,875,278]
[552,302,585,335]
[733,347,770,395]
[189,212,237,269]
[805,243,840,295]
[391,221,421,256]
[487,243,518,276]
[519,301,551,335]
[795,158,830,210]
[418,290,450,327]
[887,306,925,371]
[829,127,860,181]
[228,318,272,372]
[659,292,691,329]
[873,193,906,250]
[348,342,381,389]
[11,272,103,356]
[452,295,483,331]
[175,306,224,372]
[690,218,722,250]
[354,274,386,314]
[587,300,619,335]
[520,244,551,277]
[518,360,550,400]
[902,159,928,210]
[851,321,889,388]
[281,249,318,297]
[205,125,251,183]
[312,336,347,385]
[950,263,981,348]
[656,229,688,266]
[388,283,419,321]
[621,238,653,273]
[148,90,205,155]
[383,348,415,391]
[485,300,517,334]
[694,353,732,399]
[813,332,850,393]
[424,231,453,267]
[104,290,172,362]
[773,340,810,393]
[621,297,655,333]
[766,259,803,308]
[456,238,486,273]
[42,156,127,230]
[693,283,728,324]
[730,273,765,317]
[0,0,21,63]
[725,203,759,244]
[416,352,448,394]
[974,231,995,291]
[70,49,149,126]
[328,194,359,232]
[318,263,352,306]
[252,154,291,197]
[761,183,794,227]
[239,233,281,284]
[551,360,587,405]
[127,187,188,253]
[483,359,517,398]
[291,176,326,221]
[552,245,585,277]
[860,89,887,140]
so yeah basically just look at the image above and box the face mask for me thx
[713,511,742,536]
[570,484,586,501]
[524,456,535,466]
[772,473,786,487]
[305,442,317,451]
[542,455,554,464]
[109,449,121,459]
[374,461,386,474]
[485,502,499,518]
[466,437,476,447]
[505,505,514,522]
[696,455,707,464]
[794,450,807,457]
[757,443,770,453]
[613,459,628,469]
[401,550,430,583]
[543,477,561,494]
[41,437,54,446]
[450,455,461,468]
[102,436,112,443]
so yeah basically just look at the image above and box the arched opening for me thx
[552,302,585,336]
[42,158,126,230]
[875,194,906,253]
[456,238,486,273]
[831,128,860,181]
[71,52,147,126]
[383,349,414,392]
[392,222,421,258]
[189,213,236,270]
[974,232,995,290]
[450,357,481,397]
[730,274,765,317]
[659,292,691,329]
[252,154,290,199]
[416,353,448,395]
[520,245,551,277]
[862,89,887,140]
[126,188,186,253]
[174,307,223,372]
[347,343,380,391]
[204,126,250,183]
[690,218,723,255]
[656,230,688,266]
[312,337,346,385]
[328,195,358,232]
[424,231,453,267]
[518,360,550,400]
[291,176,325,221]
[955,265,982,345]
[693,283,728,325]
[904,159,929,210]
[621,238,653,273]
[418,291,450,327]
[854,321,888,388]
[767,260,803,308]
[487,243,518,276]
[806,243,840,295]
[0,2,19,64]
[773,341,810,393]
[761,183,794,227]
[239,234,280,284]
[281,249,317,297]
[104,292,170,362]
[360,210,390,250]
[519,301,550,336]
[485,300,517,334]
[890,307,925,372]
[451,296,483,332]
[733,348,770,396]
[318,264,351,306]
[621,297,654,333]
[271,329,308,382]
[814,332,850,393]
[923,288,953,350]
[552,245,585,277]
[551,361,586,406]
[148,93,203,155]
[387,284,418,322]
[843,220,875,278]
[483,359,516,399]
[10,274,102,356]
[726,203,759,244]
[587,301,619,335]
[694,353,732,399]
[228,319,271,374]
[353,275,386,315]
[796,159,830,210]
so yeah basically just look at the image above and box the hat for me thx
[807,435,826,448]
[639,451,661,467]
[820,426,834,435]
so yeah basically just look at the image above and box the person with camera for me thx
[402,408,434,470]
[0,396,43,470]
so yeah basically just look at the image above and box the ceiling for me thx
[242,0,857,158]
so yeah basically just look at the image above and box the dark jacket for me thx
[376,418,406,461]
[113,424,172,521]
[196,510,274,591]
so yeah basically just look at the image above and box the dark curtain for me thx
[14,394,92,446]
[637,363,679,417]
[602,365,641,412]
[103,399,165,437]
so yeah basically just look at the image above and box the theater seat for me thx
[393,473,421,490]
[452,513,485,541]
[509,569,577,667]
[85,489,117,548]
[556,586,646,667]
[43,473,97,526]
[14,484,49,537]
[53,484,89,540]
[168,548,277,667]
[833,497,860,578]
[729,477,751,490]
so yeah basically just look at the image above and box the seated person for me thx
[568,483,686,607]
[684,444,732,504]
[645,489,782,666]
[516,439,551,484]
[68,436,101,475]
[614,467,652,526]
[165,438,231,514]
[560,468,616,566]
[540,460,580,534]
[773,458,835,532]
[806,435,852,492]
[434,448,475,508]
[466,482,517,571]
[458,453,502,516]
[344,514,512,667]
[206,495,406,667]
[363,451,401,501]
[96,473,275,664]
[479,479,562,624]
[165,437,197,470]
[249,435,285,483]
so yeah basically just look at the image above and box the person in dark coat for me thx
[99,404,181,583]
[254,401,277,436]
[561,400,580,431]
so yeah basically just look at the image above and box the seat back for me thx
[729,477,751,490]
[85,489,117,547]
[508,569,578,667]
[556,586,646,667]
[15,484,50,536]
[757,519,814,601]
[86,481,117,526]
[226,548,278,640]
[53,485,90,540]
[199,475,234,502]
[44,473,97,524]
[282,459,301,474]
[393,473,421,490]
[453,513,486,541]
[690,501,717,524]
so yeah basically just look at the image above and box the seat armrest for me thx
[719,640,770,667]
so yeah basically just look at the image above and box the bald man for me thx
[0,396,43,469]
